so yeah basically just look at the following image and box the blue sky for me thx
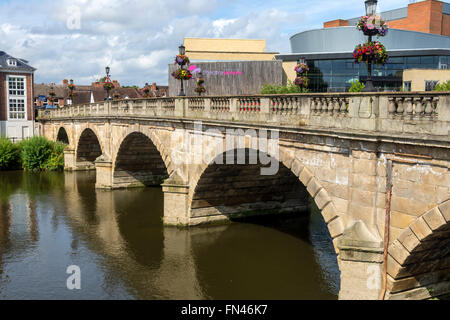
[0,0,409,86]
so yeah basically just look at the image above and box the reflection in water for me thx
[0,171,339,300]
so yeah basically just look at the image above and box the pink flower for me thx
[367,23,374,30]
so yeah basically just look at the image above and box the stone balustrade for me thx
[38,92,450,138]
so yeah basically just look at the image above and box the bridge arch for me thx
[387,199,450,300]
[188,145,346,248]
[76,128,103,167]
[112,131,170,188]
[56,127,69,145]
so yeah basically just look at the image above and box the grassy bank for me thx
[0,136,65,172]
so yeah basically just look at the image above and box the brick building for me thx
[324,0,450,36]
[0,51,36,140]
[277,0,450,92]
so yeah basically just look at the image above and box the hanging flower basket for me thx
[294,76,308,87]
[194,86,206,93]
[294,63,309,76]
[175,54,190,66]
[68,84,76,91]
[103,81,114,91]
[171,69,193,80]
[353,41,389,65]
[357,15,389,37]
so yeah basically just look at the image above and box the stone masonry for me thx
[38,92,450,300]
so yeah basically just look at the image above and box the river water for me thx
[0,171,340,300]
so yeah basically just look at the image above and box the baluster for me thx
[405,97,414,119]
[414,97,424,119]
[340,98,348,114]
[396,98,404,117]
[388,97,397,117]
[333,98,341,115]
[424,97,434,117]
[327,98,334,114]
[317,98,323,113]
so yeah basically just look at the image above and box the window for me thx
[403,81,411,92]
[7,59,17,67]
[425,80,439,91]
[7,76,27,120]
[9,99,26,119]
[8,77,25,96]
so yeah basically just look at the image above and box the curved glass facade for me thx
[307,55,449,92]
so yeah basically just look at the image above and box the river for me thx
[0,171,340,300]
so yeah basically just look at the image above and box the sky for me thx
[0,0,411,86]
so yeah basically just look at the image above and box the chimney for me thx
[112,80,120,88]
[151,83,157,91]
[63,79,69,85]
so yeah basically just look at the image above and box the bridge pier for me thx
[95,156,114,189]
[63,149,76,171]
[162,172,190,226]
[337,221,384,300]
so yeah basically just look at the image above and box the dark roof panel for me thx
[0,51,36,72]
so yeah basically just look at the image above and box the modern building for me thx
[277,0,450,92]
[0,51,36,140]
[168,38,282,96]
[403,68,450,91]
[184,38,278,61]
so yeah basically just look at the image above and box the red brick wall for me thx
[324,19,349,28]
[0,72,34,121]
[0,73,6,121]
[324,0,447,36]
[443,14,450,36]
[387,0,444,35]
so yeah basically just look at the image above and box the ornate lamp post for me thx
[48,84,56,107]
[68,79,76,105]
[178,45,186,96]
[104,66,113,100]
[194,71,206,96]
[362,0,378,92]
[294,57,309,93]
[172,44,192,96]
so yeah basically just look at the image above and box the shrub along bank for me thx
[0,136,65,172]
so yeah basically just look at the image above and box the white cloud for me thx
[0,0,413,86]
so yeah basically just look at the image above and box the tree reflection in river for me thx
[0,171,339,300]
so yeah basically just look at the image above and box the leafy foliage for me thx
[0,136,21,170]
[349,80,365,92]
[434,80,450,92]
[20,136,65,172]
[261,81,310,94]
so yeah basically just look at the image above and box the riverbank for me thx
[0,136,65,172]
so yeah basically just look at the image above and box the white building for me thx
[0,51,36,140]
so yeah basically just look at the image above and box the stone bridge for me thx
[37,92,450,300]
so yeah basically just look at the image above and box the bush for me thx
[261,81,309,94]
[45,142,65,171]
[434,80,450,92]
[0,136,21,170]
[349,80,365,92]
[20,136,65,172]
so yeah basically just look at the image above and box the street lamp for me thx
[179,45,186,96]
[365,0,378,16]
[362,0,378,92]
[104,66,112,100]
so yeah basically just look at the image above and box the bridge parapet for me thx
[38,92,450,138]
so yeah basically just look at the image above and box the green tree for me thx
[434,80,450,92]
[349,80,365,92]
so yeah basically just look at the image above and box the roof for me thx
[34,84,67,98]
[288,27,450,55]
[0,51,36,73]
